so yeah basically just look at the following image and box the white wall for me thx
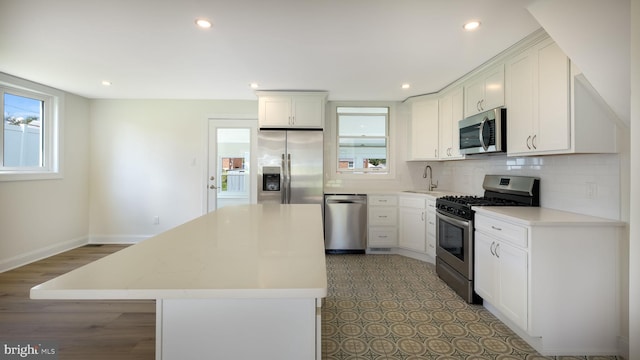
[88,99,257,243]
[0,92,90,271]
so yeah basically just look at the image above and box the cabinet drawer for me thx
[475,214,528,248]
[368,195,397,206]
[368,207,397,226]
[368,227,398,247]
[399,197,426,209]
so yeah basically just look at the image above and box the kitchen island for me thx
[31,204,327,360]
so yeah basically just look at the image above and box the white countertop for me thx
[473,206,625,227]
[31,204,328,300]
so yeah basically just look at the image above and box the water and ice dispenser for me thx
[262,166,281,191]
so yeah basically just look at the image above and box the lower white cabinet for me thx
[474,231,528,330]
[367,195,398,248]
[473,208,623,356]
[398,197,426,253]
[425,199,437,257]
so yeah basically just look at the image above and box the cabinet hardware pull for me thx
[526,136,532,149]
[379,235,388,238]
[532,134,537,149]
[422,212,425,221]
[490,241,496,256]
[491,225,502,231]
[480,99,484,111]
[477,100,481,112]
[380,199,387,202]
[379,215,387,218]
[495,243,501,258]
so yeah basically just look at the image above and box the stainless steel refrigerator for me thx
[257,130,323,207]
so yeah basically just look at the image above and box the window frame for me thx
[0,73,64,181]
[333,103,394,178]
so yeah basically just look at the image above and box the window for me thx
[337,106,388,174]
[0,73,62,180]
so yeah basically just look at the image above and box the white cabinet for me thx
[408,97,439,160]
[367,195,397,248]
[257,92,327,129]
[473,208,622,355]
[506,39,570,154]
[464,64,505,117]
[398,197,426,252]
[506,37,617,156]
[474,230,528,330]
[438,87,465,159]
[425,199,437,257]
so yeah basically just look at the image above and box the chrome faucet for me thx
[423,165,438,191]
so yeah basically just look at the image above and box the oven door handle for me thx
[436,211,471,228]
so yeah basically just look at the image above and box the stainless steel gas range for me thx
[435,175,540,304]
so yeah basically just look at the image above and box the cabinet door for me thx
[464,80,485,117]
[496,240,528,330]
[410,99,439,160]
[450,89,464,158]
[259,96,292,127]
[507,49,535,154]
[398,207,426,252]
[536,41,570,152]
[291,96,324,128]
[482,64,505,111]
[425,209,437,256]
[438,94,453,158]
[474,232,498,304]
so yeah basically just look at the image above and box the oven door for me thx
[436,210,473,278]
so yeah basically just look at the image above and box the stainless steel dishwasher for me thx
[324,194,367,254]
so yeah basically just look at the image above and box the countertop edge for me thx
[472,206,626,227]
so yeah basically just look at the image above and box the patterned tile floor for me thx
[322,254,620,360]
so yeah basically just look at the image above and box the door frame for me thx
[202,116,258,214]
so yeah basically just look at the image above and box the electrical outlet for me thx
[586,182,597,199]
[153,216,160,225]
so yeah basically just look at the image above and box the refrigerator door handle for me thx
[287,153,292,204]
[281,154,287,204]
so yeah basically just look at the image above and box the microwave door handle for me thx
[479,116,489,151]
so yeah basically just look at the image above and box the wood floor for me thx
[0,245,155,359]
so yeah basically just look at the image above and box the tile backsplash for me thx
[407,153,622,220]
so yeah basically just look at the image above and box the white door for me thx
[207,119,258,212]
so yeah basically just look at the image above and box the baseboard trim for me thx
[0,236,88,273]
[88,234,151,244]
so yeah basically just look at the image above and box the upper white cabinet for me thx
[464,64,505,117]
[506,37,617,156]
[438,87,465,160]
[257,92,327,129]
[408,97,439,160]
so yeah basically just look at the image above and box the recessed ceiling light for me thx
[101,80,112,86]
[195,18,212,29]
[250,83,259,89]
[463,21,481,31]
[401,83,411,89]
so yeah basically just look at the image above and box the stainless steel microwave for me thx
[458,107,506,155]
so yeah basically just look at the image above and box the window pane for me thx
[338,114,386,137]
[336,106,389,173]
[3,93,43,167]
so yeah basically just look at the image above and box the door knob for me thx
[210,176,215,181]
[209,185,218,189]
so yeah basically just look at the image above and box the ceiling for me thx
[0,0,541,101]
